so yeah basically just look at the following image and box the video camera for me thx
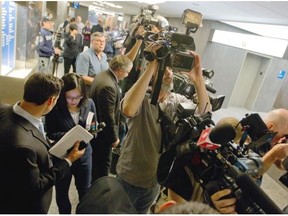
[142,9,202,105]
[122,4,166,49]
[173,69,225,112]
[238,113,277,156]
[157,109,282,213]
[143,31,195,72]
[132,5,167,31]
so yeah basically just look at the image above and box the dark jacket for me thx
[76,176,137,214]
[45,98,97,142]
[90,69,121,144]
[0,106,70,213]
[63,33,83,59]
[37,27,54,57]
[91,24,104,34]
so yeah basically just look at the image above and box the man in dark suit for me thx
[90,55,133,182]
[0,73,85,213]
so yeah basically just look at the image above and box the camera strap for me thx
[158,104,175,153]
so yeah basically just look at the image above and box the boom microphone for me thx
[236,173,282,214]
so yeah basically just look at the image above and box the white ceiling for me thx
[80,1,288,40]
[82,1,288,26]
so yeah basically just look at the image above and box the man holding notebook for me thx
[0,73,84,213]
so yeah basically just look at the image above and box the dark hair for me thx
[70,17,76,22]
[58,73,87,108]
[160,201,219,214]
[69,23,78,31]
[23,73,63,105]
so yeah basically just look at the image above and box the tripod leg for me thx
[54,62,59,77]
[52,60,56,76]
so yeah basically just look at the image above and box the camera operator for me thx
[116,42,211,213]
[37,16,61,74]
[169,110,288,214]
[211,110,288,213]
[121,15,169,96]
[166,117,242,214]
[258,108,288,174]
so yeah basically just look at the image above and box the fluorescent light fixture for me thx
[222,21,288,41]
[212,30,288,58]
[89,5,115,16]
[102,2,123,9]
[137,0,166,4]
[93,2,104,7]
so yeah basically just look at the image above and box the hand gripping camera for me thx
[157,109,282,214]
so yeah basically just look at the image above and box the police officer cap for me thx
[42,16,53,23]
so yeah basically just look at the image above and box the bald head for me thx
[263,108,288,142]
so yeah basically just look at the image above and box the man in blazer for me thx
[0,73,85,213]
[90,55,133,182]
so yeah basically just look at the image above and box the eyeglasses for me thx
[66,96,83,101]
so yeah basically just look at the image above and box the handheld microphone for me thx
[95,122,106,133]
[236,173,282,214]
[197,123,236,150]
[90,122,106,138]
[78,122,106,149]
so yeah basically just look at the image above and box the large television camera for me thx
[157,109,282,213]
[123,5,166,48]
[136,5,166,31]
[173,69,225,112]
[143,30,195,72]
[140,9,203,105]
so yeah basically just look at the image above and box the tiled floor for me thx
[48,106,288,213]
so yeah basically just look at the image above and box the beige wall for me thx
[0,76,26,105]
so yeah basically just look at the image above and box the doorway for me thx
[228,53,270,110]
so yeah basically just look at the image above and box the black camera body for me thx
[157,109,281,213]
[140,16,162,31]
[144,31,195,72]
[173,70,225,112]
[239,113,277,156]
[170,52,195,72]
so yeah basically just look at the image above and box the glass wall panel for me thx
[1,1,43,78]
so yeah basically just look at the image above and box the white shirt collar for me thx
[109,68,119,83]
[13,102,43,130]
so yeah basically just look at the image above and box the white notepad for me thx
[49,125,93,159]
